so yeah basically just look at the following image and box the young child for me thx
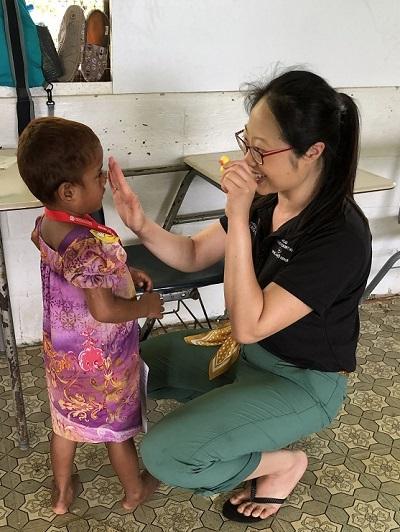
[17,117,163,515]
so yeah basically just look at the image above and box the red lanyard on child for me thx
[44,207,119,238]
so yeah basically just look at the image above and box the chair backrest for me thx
[125,244,224,292]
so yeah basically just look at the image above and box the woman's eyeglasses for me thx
[235,129,292,165]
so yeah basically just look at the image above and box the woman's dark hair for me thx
[17,117,100,204]
[245,70,364,235]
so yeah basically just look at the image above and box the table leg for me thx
[133,169,197,339]
[362,251,400,301]
[162,169,196,230]
[0,229,29,450]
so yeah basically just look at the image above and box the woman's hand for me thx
[129,267,153,291]
[220,160,258,219]
[108,157,147,234]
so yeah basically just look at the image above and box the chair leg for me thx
[139,318,156,341]
[156,318,169,332]
[171,302,189,328]
[195,289,212,329]
[180,299,205,328]
[362,251,400,301]
[139,287,214,341]
[180,288,212,329]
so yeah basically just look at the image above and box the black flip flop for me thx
[222,478,286,523]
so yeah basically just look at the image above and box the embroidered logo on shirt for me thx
[249,222,257,235]
[272,238,293,263]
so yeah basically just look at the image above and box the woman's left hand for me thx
[220,160,258,219]
[129,267,153,291]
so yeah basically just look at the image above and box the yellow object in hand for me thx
[219,155,230,172]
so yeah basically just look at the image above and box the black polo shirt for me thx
[220,196,372,372]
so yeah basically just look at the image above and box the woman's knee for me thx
[141,421,191,485]
[141,425,168,472]
[141,412,222,490]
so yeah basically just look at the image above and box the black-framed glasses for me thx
[235,129,293,165]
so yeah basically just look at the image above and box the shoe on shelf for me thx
[36,24,63,82]
[57,5,85,82]
[81,9,110,82]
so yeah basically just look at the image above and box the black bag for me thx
[1,0,36,134]
[36,24,63,82]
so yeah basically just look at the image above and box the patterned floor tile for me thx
[0,297,400,531]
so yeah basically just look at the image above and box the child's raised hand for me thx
[139,291,164,318]
[108,157,147,234]
[129,267,153,291]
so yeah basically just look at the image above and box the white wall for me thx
[111,0,400,92]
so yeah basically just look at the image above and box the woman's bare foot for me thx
[121,470,160,511]
[230,450,308,520]
[51,474,80,515]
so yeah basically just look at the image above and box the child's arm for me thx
[31,216,42,250]
[128,267,153,291]
[83,287,163,323]
[31,227,40,250]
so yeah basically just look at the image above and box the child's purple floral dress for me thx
[38,223,145,443]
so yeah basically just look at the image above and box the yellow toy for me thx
[219,155,230,172]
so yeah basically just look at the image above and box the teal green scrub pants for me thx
[140,330,347,495]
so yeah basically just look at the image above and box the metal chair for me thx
[125,244,224,340]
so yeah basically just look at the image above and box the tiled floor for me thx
[0,298,399,532]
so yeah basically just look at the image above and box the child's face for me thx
[77,146,107,214]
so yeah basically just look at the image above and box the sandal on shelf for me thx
[57,5,85,82]
[81,9,110,82]
[222,478,286,523]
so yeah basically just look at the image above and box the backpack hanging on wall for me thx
[0,0,44,134]
[0,0,44,88]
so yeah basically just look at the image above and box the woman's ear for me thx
[57,182,76,202]
[304,142,325,162]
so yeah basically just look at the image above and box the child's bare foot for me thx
[121,470,160,511]
[51,474,80,515]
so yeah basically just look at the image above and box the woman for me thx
[108,69,372,524]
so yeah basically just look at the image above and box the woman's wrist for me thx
[135,216,160,245]
[227,213,249,231]
[132,215,150,239]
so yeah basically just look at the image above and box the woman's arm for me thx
[225,214,311,343]
[222,161,312,344]
[108,157,226,272]
[138,218,226,272]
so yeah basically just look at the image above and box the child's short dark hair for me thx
[17,117,100,204]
